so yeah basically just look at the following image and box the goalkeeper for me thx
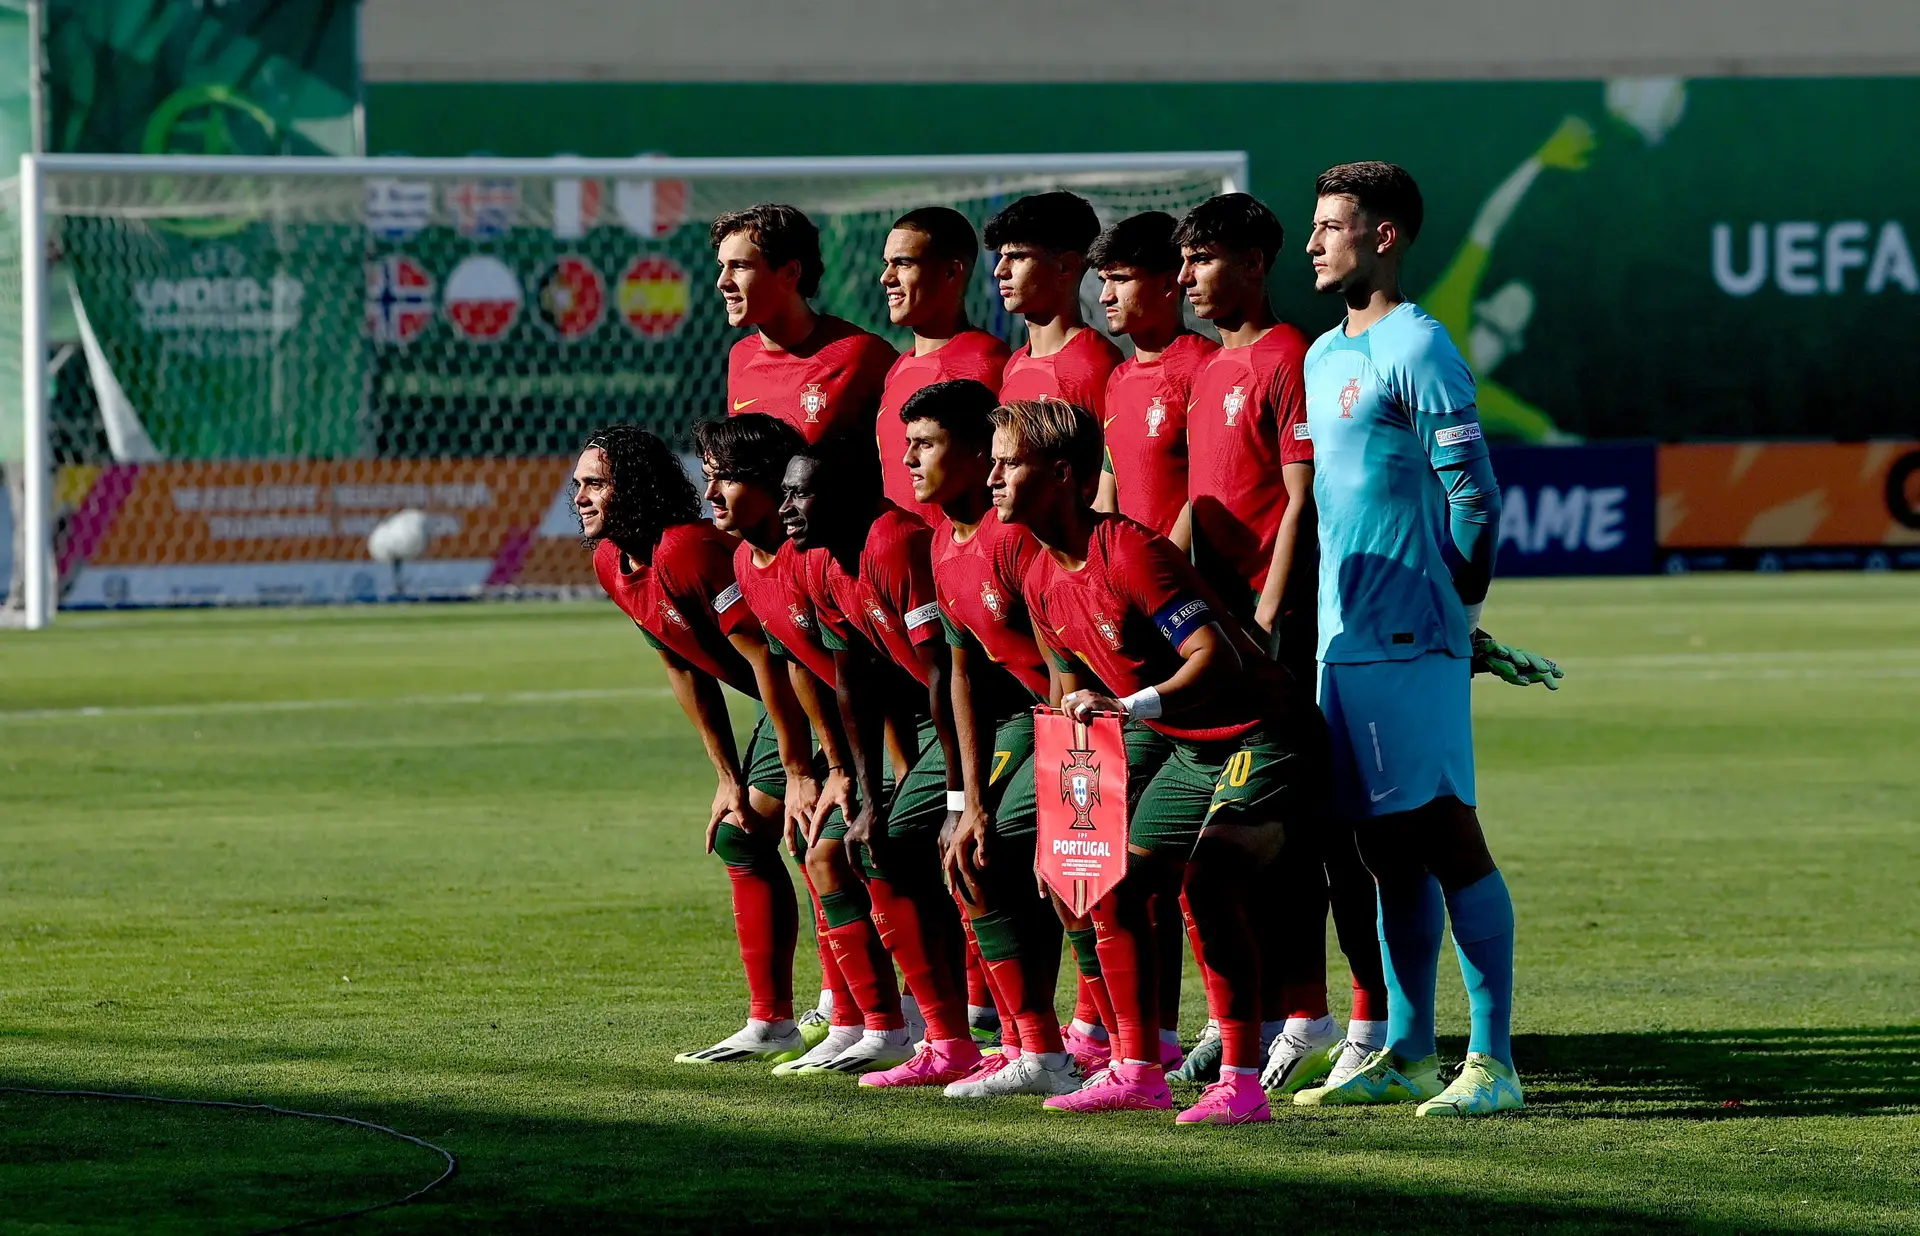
[1290,161,1560,1119]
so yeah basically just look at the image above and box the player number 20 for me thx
[1225,750,1254,788]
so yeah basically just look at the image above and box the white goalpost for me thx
[7,150,1247,630]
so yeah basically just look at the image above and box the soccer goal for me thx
[4,150,1246,629]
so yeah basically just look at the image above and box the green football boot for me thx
[1292,1048,1444,1106]
[1416,1053,1526,1116]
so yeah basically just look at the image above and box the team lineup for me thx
[573,162,1565,1126]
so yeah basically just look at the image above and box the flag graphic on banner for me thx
[551,178,603,240]
[444,255,522,342]
[446,178,520,240]
[365,178,432,242]
[536,256,606,341]
[364,255,435,345]
[614,178,690,238]
[616,255,691,339]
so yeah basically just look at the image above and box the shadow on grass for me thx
[1515,1025,1920,1117]
[1,1026,1914,1233]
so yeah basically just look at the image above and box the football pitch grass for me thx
[1,575,1916,1233]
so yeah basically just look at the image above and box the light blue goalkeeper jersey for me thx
[1304,301,1499,665]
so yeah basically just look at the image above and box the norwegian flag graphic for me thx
[445,178,520,240]
[364,255,435,345]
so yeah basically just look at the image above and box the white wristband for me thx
[1464,602,1485,631]
[1118,686,1163,720]
[946,790,967,812]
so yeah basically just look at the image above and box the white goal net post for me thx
[5,150,1247,629]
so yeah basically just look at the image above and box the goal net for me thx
[5,151,1244,627]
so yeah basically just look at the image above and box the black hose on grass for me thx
[0,1085,458,1233]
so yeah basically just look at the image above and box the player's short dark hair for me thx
[582,423,703,554]
[899,379,997,452]
[709,202,825,298]
[1315,161,1425,244]
[982,191,1101,257]
[1171,193,1285,273]
[892,206,982,275]
[1088,211,1181,274]
[693,413,806,495]
[791,434,881,511]
[989,399,1104,490]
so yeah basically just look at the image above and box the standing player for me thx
[573,424,822,1065]
[716,203,897,444]
[1291,161,1558,1118]
[694,413,917,1077]
[877,207,1010,521]
[1092,211,1216,548]
[991,398,1327,1126]
[781,439,985,1088]
[989,192,1122,412]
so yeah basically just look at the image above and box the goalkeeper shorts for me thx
[1317,652,1476,820]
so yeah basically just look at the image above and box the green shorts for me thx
[743,705,787,801]
[810,716,945,880]
[982,711,1037,839]
[1127,722,1325,856]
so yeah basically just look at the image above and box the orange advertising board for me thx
[1657,442,1920,549]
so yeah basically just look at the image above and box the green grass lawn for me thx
[2,575,1916,1233]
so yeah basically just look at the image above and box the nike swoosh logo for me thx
[732,398,758,411]
[1103,416,1117,428]
[1370,787,1398,803]
[1207,800,1236,815]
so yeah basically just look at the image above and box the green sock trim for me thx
[1065,927,1103,978]
[971,910,1021,962]
[819,886,871,929]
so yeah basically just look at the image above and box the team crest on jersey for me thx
[979,580,1006,620]
[864,598,892,631]
[1059,745,1103,830]
[1222,385,1247,426]
[1092,610,1122,650]
[800,384,828,422]
[788,602,812,632]
[1339,377,1361,418]
[659,599,690,629]
[1146,396,1167,438]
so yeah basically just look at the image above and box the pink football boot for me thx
[859,1039,982,1088]
[1175,1073,1272,1125]
[1042,1062,1172,1114]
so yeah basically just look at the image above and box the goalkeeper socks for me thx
[819,885,903,1032]
[867,877,968,1043]
[715,826,797,1023]
[1445,869,1516,1068]
[1377,873,1446,1061]
[802,870,861,1028]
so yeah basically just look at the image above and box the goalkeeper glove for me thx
[1472,628,1565,689]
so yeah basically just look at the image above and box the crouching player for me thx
[782,439,986,1088]
[1293,162,1559,1117]
[991,399,1329,1125]
[695,413,918,1076]
[574,424,821,1065]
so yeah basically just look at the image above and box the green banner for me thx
[47,0,363,459]
[368,77,1920,445]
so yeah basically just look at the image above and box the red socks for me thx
[868,877,968,1042]
[723,858,797,1023]
[802,870,861,1027]
[1091,886,1160,1065]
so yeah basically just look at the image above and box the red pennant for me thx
[1033,707,1129,915]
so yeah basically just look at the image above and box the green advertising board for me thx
[46,0,363,459]
[368,76,1920,445]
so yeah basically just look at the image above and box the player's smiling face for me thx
[1178,243,1259,321]
[1308,194,1373,294]
[1099,265,1180,337]
[778,455,828,550]
[572,448,614,540]
[715,230,796,328]
[881,227,960,328]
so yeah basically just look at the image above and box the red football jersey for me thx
[1185,325,1313,594]
[800,503,944,688]
[1021,514,1269,743]
[878,330,1011,521]
[931,512,1050,702]
[733,538,837,687]
[997,327,1123,413]
[1102,333,1218,538]
[727,314,898,444]
[594,525,760,692]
